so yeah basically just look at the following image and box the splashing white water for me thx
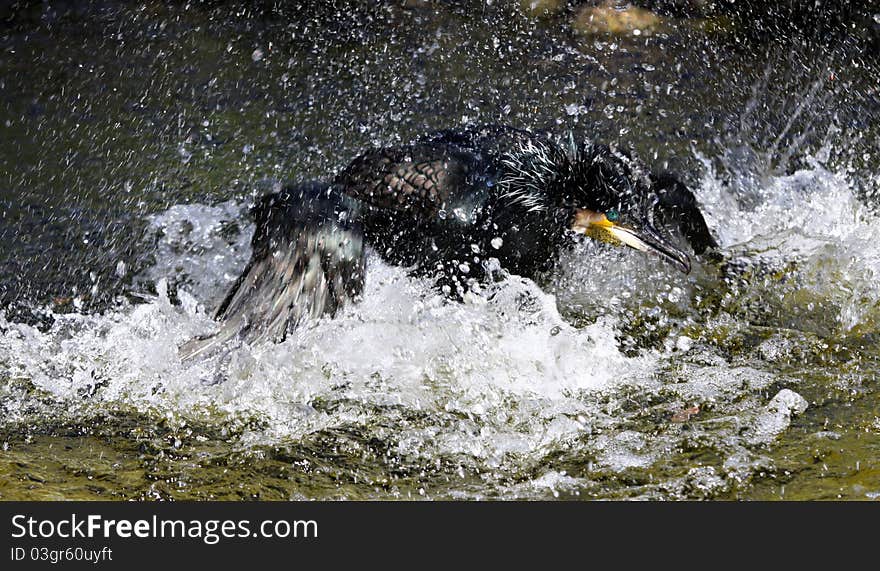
[4,156,880,498]
[142,200,254,309]
[695,153,880,331]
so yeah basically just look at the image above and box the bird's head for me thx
[565,143,691,273]
[499,139,692,273]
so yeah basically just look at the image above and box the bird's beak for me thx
[571,209,691,273]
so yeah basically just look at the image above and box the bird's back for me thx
[332,124,563,271]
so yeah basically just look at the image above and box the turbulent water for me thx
[2,155,878,499]
[1,2,879,500]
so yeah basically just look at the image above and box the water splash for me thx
[5,153,880,498]
[696,153,880,332]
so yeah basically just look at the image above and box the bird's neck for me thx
[494,139,572,215]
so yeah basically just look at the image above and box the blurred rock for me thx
[686,14,735,35]
[573,2,663,36]
[519,0,566,19]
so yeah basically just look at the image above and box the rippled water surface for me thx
[1,2,879,500]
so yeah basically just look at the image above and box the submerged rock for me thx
[519,0,566,19]
[573,2,663,36]
[746,389,809,445]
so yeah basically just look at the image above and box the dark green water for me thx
[1,1,879,500]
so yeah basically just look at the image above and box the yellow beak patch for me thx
[571,208,652,252]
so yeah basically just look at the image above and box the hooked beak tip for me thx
[571,209,691,274]
[673,254,692,275]
[601,222,692,273]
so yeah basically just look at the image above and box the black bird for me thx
[180,124,716,359]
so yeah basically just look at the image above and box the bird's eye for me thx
[606,209,619,222]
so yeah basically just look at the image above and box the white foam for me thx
[143,200,254,307]
[2,156,877,497]
[695,155,880,331]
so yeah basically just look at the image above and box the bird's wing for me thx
[333,143,476,218]
[178,182,366,360]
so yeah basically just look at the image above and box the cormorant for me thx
[180,124,716,359]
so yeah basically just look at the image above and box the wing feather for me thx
[334,143,473,217]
